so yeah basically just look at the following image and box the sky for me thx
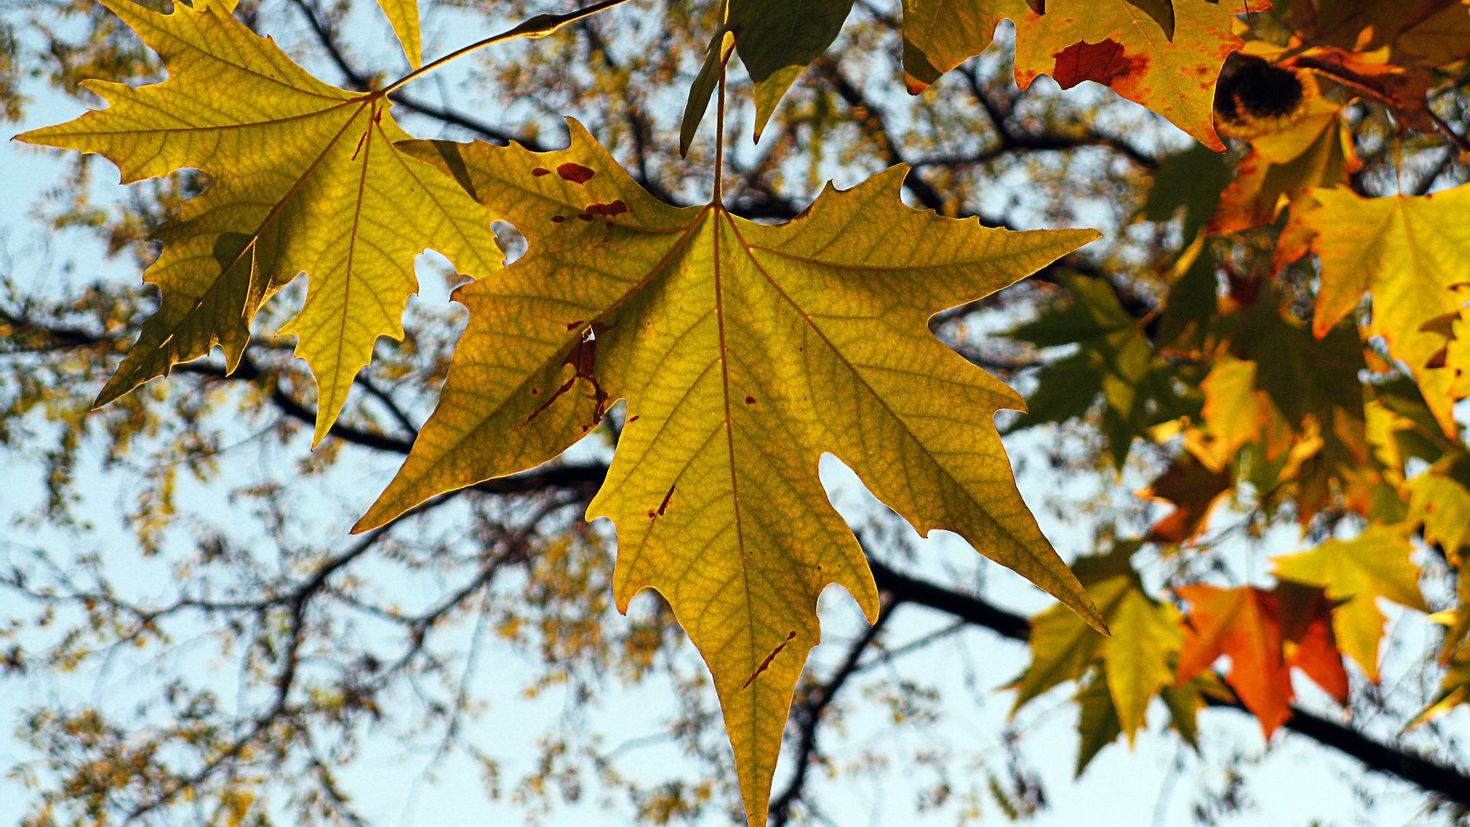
[0,3,1464,826]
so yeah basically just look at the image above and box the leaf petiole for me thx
[378,0,633,96]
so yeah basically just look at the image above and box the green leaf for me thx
[1009,275,1195,466]
[1124,0,1176,38]
[728,0,855,138]
[1013,549,1180,741]
[1142,144,1232,242]
[680,27,735,156]
[1075,669,1123,776]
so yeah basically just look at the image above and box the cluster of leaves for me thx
[1002,0,1470,780]
[8,0,1470,824]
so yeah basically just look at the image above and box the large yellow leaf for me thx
[17,0,500,442]
[1273,525,1428,681]
[902,0,1265,150]
[355,121,1104,825]
[1276,184,1470,435]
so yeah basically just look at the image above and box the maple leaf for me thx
[1211,96,1359,234]
[681,0,855,150]
[1012,550,1181,743]
[1270,2,1470,129]
[1273,525,1428,680]
[1176,583,1349,735]
[1289,0,1470,65]
[1410,466,1470,557]
[1142,143,1233,242]
[728,0,854,137]
[1141,451,1232,544]
[1276,184,1470,436]
[1179,296,1377,522]
[1070,664,1215,775]
[378,0,423,68]
[1007,274,1199,467]
[901,0,1267,150]
[353,121,1105,825]
[1073,670,1124,775]
[1288,1,1470,70]
[16,0,501,443]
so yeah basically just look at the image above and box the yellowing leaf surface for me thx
[355,121,1104,825]
[1211,97,1358,234]
[1273,525,1427,680]
[1277,184,1470,435]
[17,0,501,442]
[1012,551,1180,743]
[378,0,423,68]
[902,0,1264,150]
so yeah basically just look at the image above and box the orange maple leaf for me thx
[1176,583,1348,735]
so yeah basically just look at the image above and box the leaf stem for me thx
[714,65,727,206]
[378,0,632,96]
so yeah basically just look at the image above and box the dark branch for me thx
[770,596,900,827]
[866,559,1470,809]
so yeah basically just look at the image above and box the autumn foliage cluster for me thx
[5,0,1470,824]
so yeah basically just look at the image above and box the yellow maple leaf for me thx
[1273,525,1428,681]
[1011,551,1181,744]
[1276,184,1470,435]
[17,0,501,443]
[902,0,1266,150]
[378,0,423,68]
[354,120,1104,825]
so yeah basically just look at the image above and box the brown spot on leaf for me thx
[584,199,630,219]
[744,395,756,405]
[550,215,566,223]
[657,484,676,516]
[565,319,585,331]
[532,167,551,177]
[577,213,594,222]
[1051,38,1146,89]
[742,631,798,690]
[557,162,596,184]
[520,330,608,430]
[627,415,640,424]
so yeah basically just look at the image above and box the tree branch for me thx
[770,596,900,827]
[866,559,1470,809]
